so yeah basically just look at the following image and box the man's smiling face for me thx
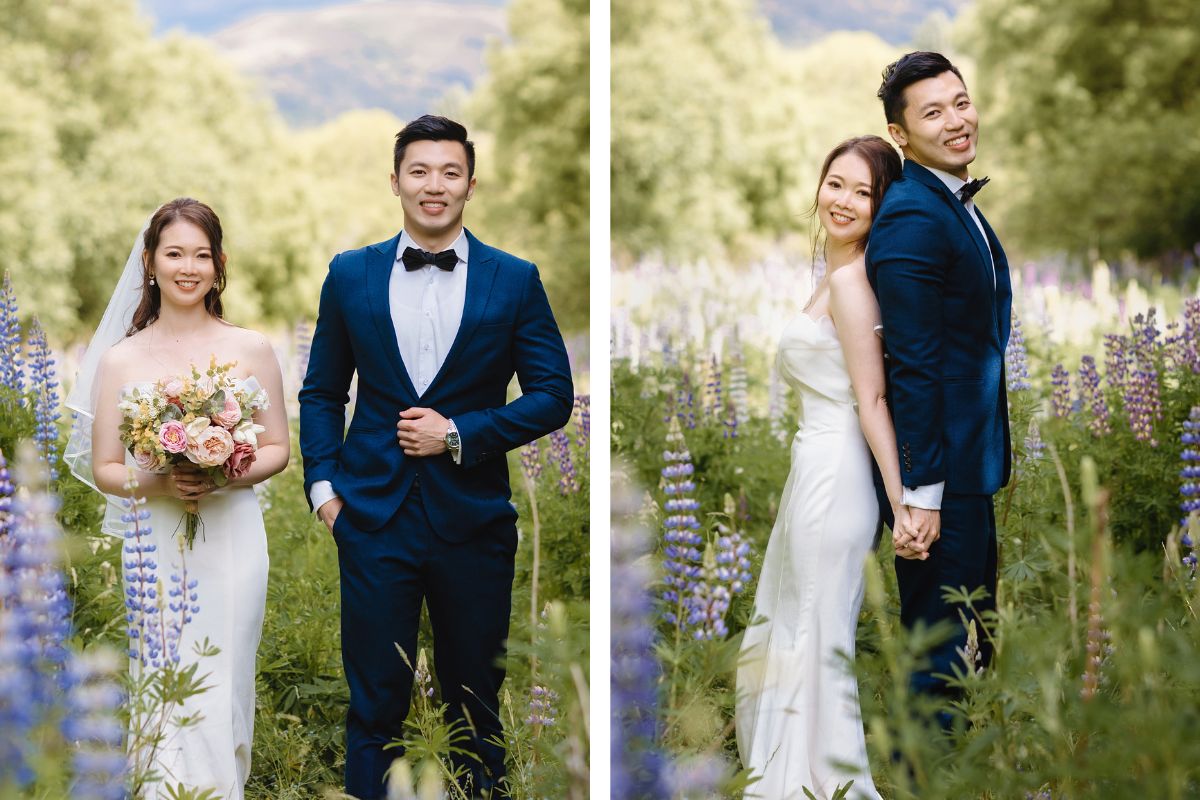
[391,139,476,246]
[888,70,979,180]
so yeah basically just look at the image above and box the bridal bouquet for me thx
[118,357,268,548]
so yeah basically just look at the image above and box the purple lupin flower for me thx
[686,543,732,640]
[703,354,723,419]
[573,394,590,451]
[1123,312,1162,445]
[525,684,559,728]
[669,371,697,430]
[25,320,61,480]
[1006,310,1032,391]
[1103,333,1129,392]
[722,400,738,440]
[612,475,667,799]
[727,336,750,425]
[548,429,579,495]
[0,445,73,783]
[1180,407,1200,574]
[1050,363,1071,418]
[1076,355,1111,436]
[1175,298,1200,374]
[660,417,702,626]
[63,649,126,800]
[0,272,24,397]
[520,439,543,482]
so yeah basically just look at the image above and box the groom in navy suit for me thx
[866,52,1012,721]
[299,115,573,798]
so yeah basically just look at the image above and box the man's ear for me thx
[887,122,907,149]
[390,173,401,196]
[466,175,477,202]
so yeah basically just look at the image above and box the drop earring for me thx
[149,272,156,286]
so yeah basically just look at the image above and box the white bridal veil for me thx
[64,213,155,535]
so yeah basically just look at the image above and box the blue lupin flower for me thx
[1076,355,1110,436]
[1103,333,1129,392]
[612,475,667,799]
[525,684,559,728]
[573,394,590,451]
[520,439,543,483]
[1006,310,1032,391]
[25,319,61,479]
[0,272,24,397]
[1050,363,1071,418]
[660,417,703,627]
[1179,407,1200,574]
[548,429,579,495]
[703,354,723,419]
[62,649,126,800]
[294,320,312,387]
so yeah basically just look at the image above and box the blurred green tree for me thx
[468,0,590,332]
[970,0,1200,269]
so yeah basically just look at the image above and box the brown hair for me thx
[809,134,903,263]
[129,198,227,334]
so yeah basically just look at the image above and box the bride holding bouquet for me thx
[66,197,289,798]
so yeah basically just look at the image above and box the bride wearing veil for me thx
[65,198,289,798]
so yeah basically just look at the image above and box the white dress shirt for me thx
[310,229,469,515]
[900,166,994,511]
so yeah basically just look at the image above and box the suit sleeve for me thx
[871,199,948,488]
[453,263,574,465]
[298,255,356,508]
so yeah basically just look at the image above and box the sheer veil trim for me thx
[64,213,154,536]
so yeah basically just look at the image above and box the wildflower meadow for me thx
[611,256,1200,799]
[0,271,590,799]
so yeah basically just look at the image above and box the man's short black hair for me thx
[877,51,966,126]
[393,115,476,179]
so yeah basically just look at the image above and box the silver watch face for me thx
[445,430,461,449]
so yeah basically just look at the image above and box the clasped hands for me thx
[891,504,940,560]
[395,407,449,457]
[169,463,218,502]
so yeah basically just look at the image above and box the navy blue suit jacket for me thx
[866,160,1012,496]
[298,229,574,541]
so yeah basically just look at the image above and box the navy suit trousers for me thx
[333,481,517,799]
[894,493,997,718]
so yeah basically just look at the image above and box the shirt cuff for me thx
[310,480,339,514]
[448,418,462,465]
[903,482,944,510]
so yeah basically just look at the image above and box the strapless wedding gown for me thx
[735,314,882,800]
[122,377,269,800]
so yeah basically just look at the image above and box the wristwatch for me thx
[444,419,461,457]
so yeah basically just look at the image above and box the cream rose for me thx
[232,420,267,449]
[186,425,234,467]
[161,377,185,399]
[185,416,211,442]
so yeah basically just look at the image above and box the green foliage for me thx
[2,0,588,340]
[969,0,1200,267]
[612,315,1200,797]
[469,0,590,331]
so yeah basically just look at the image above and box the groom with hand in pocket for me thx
[299,115,573,799]
[866,52,1012,726]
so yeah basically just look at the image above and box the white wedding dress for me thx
[124,377,269,800]
[736,314,882,800]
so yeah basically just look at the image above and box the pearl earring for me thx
[149,274,156,286]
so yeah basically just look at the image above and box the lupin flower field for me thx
[612,257,1200,799]
[0,271,589,799]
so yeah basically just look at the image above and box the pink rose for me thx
[222,441,256,481]
[213,394,242,429]
[159,420,188,453]
[185,424,235,467]
[162,378,185,400]
[132,446,164,473]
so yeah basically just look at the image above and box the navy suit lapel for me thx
[905,161,995,294]
[422,228,499,397]
[977,209,1012,345]
[365,233,420,401]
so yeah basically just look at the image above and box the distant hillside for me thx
[759,0,970,45]
[140,0,503,34]
[206,1,506,126]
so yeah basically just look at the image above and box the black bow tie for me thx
[959,176,990,204]
[401,246,458,272]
